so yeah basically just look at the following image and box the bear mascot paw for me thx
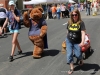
[23,7,48,58]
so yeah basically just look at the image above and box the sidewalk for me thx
[80,10,100,18]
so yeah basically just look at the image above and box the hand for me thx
[11,10,14,13]
[79,42,84,47]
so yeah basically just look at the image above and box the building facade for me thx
[0,0,9,9]
[0,0,23,10]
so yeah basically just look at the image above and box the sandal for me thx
[79,60,83,66]
[68,69,74,75]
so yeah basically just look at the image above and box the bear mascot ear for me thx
[37,6,43,13]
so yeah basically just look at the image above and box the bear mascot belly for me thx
[23,7,48,58]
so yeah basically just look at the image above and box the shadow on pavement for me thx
[84,48,94,60]
[86,49,94,59]
[0,35,8,38]
[42,49,60,57]
[74,63,100,75]
[14,49,60,60]
[14,51,33,60]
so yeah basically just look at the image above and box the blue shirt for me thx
[28,18,47,36]
[7,9,20,30]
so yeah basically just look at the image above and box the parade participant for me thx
[0,3,8,36]
[23,6,48,58]
[66,9,86,74]
[7,1,22,62]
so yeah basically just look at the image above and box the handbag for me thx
[61,41,66,54]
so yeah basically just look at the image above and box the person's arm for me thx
[81,30,86,44]
[1,9,8,31]
[79,21,86,47]
[11,10,20,22]
[2,17,8,30]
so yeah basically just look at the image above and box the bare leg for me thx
[16,38,22,51]
[0,27,2,35]
[11,33,18,56]
[4,27,7,34]
[68,63,74,74]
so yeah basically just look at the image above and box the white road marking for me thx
[63,22,68,25]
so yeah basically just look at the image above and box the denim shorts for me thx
[9,26,19,33]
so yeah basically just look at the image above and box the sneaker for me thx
[16,50,22,55]
[1,34,7,38]
[8,56,13,62]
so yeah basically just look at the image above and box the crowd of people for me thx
[47,1,99,19]
[47,3,69,19]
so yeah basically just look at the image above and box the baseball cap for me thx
[9,1,15,5]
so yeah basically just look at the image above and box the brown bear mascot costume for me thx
[23,7,48,58]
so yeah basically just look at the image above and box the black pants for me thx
[0,18,6,27]
[61,11,65,18]
[48,12,52,19]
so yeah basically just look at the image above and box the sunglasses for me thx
[72,14,78,16]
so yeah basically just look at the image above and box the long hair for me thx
[68,9,82,25]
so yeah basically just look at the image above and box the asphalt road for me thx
[0,11,100,75]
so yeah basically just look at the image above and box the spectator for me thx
[56,4,61,19]
[0,3,8,37]
[51,4,57,19]
[48,5,52,19]
[66,9,86,74]
[60,3,66,18]
[86,1,91,16]
[74,3,78,9]
[92,1,98,16]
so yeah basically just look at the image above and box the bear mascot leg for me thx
[29,36,44,58]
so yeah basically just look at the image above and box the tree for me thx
[80,0,85,3]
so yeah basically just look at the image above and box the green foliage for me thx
[80,0,85,3]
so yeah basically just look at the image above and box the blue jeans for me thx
[66,38,82,64]
[57,12,60,19]
[86,8,90,15]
